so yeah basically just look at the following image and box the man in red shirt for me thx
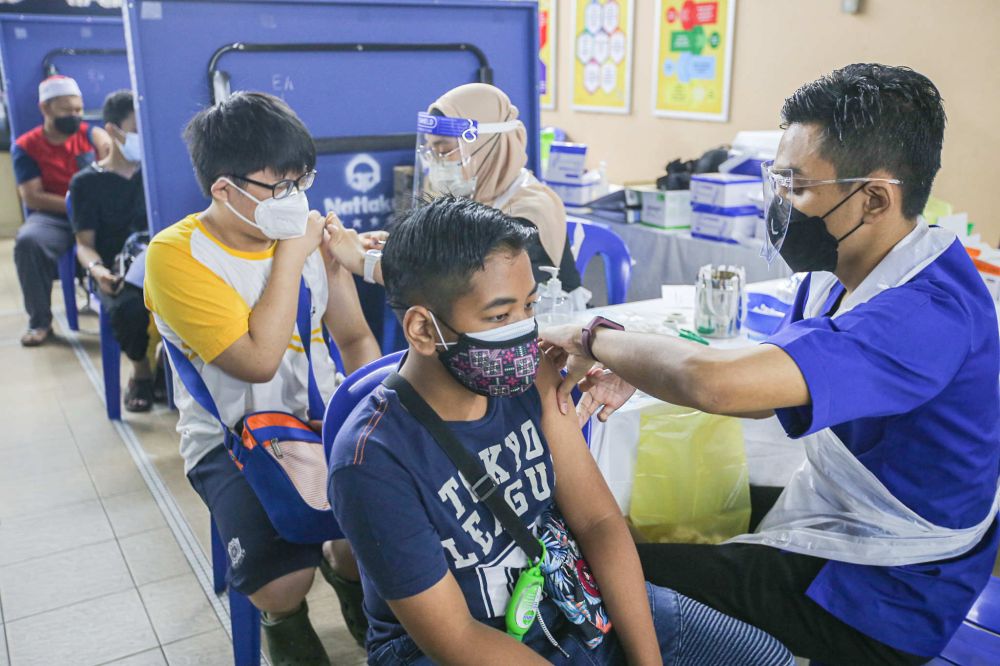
[12,75,110,346]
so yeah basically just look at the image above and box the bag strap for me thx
[162,337,230,434]
[296,278,324,421]
[162,278,324,430]
[383,372,543,563]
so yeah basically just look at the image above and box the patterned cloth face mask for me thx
[429,313,540,397]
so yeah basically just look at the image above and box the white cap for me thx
[38,75,82,104]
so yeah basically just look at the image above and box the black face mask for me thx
[53,115,82,136]
[769,185,866,273]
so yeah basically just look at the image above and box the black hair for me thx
[781,63,946,219]
[382,196,537,319]
[102,89,134,126]
[183,91,316,197]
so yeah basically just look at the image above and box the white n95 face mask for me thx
[119,132,142,163]
[221,177,310,240]
[428,160,476,198]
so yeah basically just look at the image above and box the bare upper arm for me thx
[533,355,623,532]
[16,176,43,200]
[90,127,112,159]
[75,229,97,250]
[385,571,476,661]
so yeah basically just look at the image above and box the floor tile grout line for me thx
[53,314,236,646]
[52,386,167,650]
[0,535,119,570]
[1,592,9,666]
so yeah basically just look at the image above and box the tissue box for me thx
[545,142,587,184]
[630,186,691,230]
[691,173,761,209]
[690,204,758,244]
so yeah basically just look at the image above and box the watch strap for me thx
[363,250,381,284]
[582,316,624,362]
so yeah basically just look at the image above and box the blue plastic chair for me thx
[930,621,1000,665]
[57,244,79,331]
[967,575,1000,634]
[566,219,633,305]
[66,192,121,420]
[211,521,261,666]
[381,300,402,355]
[323,350,406,459]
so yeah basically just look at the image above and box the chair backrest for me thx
[65,191,74,221]
[967,576,1000,634]
[567,219,632,305]
[322,350,405,459]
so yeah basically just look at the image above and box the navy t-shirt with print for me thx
[328,380,555,651]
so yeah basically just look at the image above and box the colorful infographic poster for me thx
[653,0,736,121]
[539,0,557,109]
[572,0,634,114]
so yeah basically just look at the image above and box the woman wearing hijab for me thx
[423,83,583,294]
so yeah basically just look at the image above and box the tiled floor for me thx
[0,238,365,665]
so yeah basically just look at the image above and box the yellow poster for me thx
[539,0,557,110]
[572,0,634,114]
[653,0,736,121]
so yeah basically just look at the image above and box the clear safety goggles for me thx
[413,111,522,199]
[761,160,903,262]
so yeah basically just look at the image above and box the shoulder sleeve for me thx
[144,237,251,363]
[330,415,448,601]
[68,171,99,232]
[11,143,41,184]
[768,284,972,437]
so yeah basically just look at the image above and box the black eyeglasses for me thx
[233,170,317,200]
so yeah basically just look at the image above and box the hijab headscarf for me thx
[428,83,568,264]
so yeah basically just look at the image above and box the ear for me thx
[209,177,232,205]
[104,122,121,142]
[862,171,896,221]
[403,306,441,357]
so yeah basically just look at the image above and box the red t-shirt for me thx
[12,123,96,197]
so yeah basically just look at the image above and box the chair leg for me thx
[211,520,228,595]
[229,587,262,666]
[99,306,122,420]
[58,248,79,332]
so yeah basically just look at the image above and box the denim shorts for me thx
[368,583,793,665]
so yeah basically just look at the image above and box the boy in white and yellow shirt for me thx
[145,92,380,664]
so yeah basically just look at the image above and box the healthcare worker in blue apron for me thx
[540,63,1000,665]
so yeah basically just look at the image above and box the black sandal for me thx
[124,378,154,412]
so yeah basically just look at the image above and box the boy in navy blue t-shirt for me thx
[328,197,793,665]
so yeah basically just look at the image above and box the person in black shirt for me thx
[69,90,155,412]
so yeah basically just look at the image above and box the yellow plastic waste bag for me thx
[628,403,750,544]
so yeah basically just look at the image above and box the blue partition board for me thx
[0,15,128,139]
[124,0,541,235]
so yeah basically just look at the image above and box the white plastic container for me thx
[627,186,691,229]
[691,206,758,244]
[545,142,587,184]
[690,173,761,209]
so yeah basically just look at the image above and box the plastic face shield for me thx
[413,111,522,199]
[760,160,904,263]
[761,160,795,263]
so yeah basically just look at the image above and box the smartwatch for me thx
[363,249,382,284]
[581,316,624,362]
